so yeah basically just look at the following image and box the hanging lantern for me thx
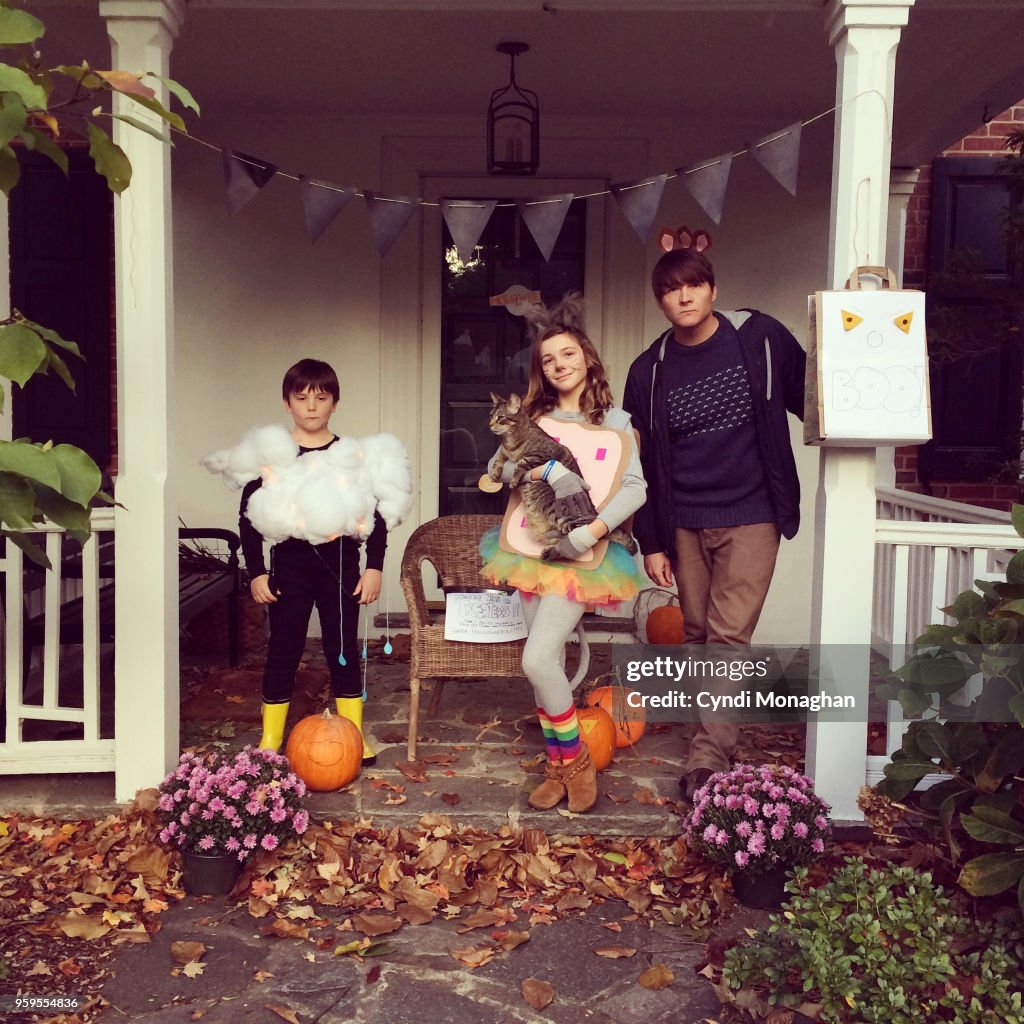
[487,42,539,176]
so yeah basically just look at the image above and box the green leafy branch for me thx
[0,3,199,195]
[0,2,198,567]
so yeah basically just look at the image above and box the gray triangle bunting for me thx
[516,194,574,262]
[300,176,357,244]
[680,153,733,225]
[222,148,278,215]
[749,121,802,197]
[363,191,422,258]
[440,199,497,262]
[610,175,668,243]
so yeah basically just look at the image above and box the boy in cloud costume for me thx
[203,358,413,763]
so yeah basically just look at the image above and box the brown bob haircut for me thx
[651,248,716,298]
[281,358,340,402]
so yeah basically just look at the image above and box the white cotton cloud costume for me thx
[201,424,413,545]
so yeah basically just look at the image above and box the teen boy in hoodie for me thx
[622,246,806,800]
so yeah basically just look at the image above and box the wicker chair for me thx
[399,514,589,759]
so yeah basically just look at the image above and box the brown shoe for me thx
[563,747,598,814]
[528,762,567,810]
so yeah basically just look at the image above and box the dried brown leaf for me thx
[450,944,496,968]
[456,908,504,933]
[265,1005,301,1024]
[260,919,310,940]
[555,892,591,913]
[638,963,674,990]
[492,929,530,951]
[54,914,111,940]
[522,978,555,1009]
[351,913,403,937]
[397,903,435,926]
[396,761,428,783]
[595,946,636,958]
[170,941,207,964]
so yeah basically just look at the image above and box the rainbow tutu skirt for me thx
[479,527,642,608]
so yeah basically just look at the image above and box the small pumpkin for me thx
[586,684,646,749]
[577,705,616,771]
[285,709,362,792]
[647,604,684,645]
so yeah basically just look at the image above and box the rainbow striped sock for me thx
[537,705,581,764]
[536,708,562,763]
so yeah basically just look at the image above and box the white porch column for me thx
[809,0,914,822]
[101,0,185,802]
[876,166,921,487]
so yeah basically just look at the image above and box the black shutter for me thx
[918,156,1021,482]
[10,149,113,468]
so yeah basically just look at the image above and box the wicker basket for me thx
[187,596,267,654]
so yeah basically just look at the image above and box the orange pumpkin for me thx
[285,710,362,792]
[586,685,646,749]
[577,705,616,771]
[647,604,684,645]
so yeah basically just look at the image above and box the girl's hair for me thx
[521,292,613,425]
[281,358,340,402]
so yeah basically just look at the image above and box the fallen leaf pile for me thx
[0,801,182,1022]
[1,790,729,1023]
[236,811,714,936]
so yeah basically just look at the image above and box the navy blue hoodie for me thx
[622,309,806,556]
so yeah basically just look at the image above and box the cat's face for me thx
[488,392,523,436]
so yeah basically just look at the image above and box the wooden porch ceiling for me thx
[35,0,1024,166]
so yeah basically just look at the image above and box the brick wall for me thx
[897,103,1024,510]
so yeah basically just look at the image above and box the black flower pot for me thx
[181,851,242,896]
[731,863,791,909]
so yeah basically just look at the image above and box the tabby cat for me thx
[487,392,637,559]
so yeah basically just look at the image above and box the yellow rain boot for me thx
[258,701,289,752]
[336,696,377,765]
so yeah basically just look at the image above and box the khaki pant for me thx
[674,523,780,774]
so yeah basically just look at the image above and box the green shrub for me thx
[722,858,1024,1024]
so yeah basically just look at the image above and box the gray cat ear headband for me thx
[657,225,712,254]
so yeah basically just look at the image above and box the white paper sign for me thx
[816,289,930,444]
[443,589,528,643]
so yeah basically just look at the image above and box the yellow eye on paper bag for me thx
[840,310,863,331]
[893,311,914,334]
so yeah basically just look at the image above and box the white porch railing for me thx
[0,509,115,775]
[870,486,1017,785]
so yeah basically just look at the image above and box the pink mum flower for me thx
[260,834,279,851]
[198,834,216,851]
[793,822,809,838]
[734,851,750,868]
[811,838,825,854]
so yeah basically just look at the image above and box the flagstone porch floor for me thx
[2,638,808,833]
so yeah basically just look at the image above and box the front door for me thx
[438,199,587,516]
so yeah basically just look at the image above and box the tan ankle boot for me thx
[528,762,567,810]
[563,746,597,813]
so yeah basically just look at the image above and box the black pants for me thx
[262,538,361,703]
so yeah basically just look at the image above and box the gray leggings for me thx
[520,593,585,715]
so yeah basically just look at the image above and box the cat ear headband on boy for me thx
[657,224,713,254]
